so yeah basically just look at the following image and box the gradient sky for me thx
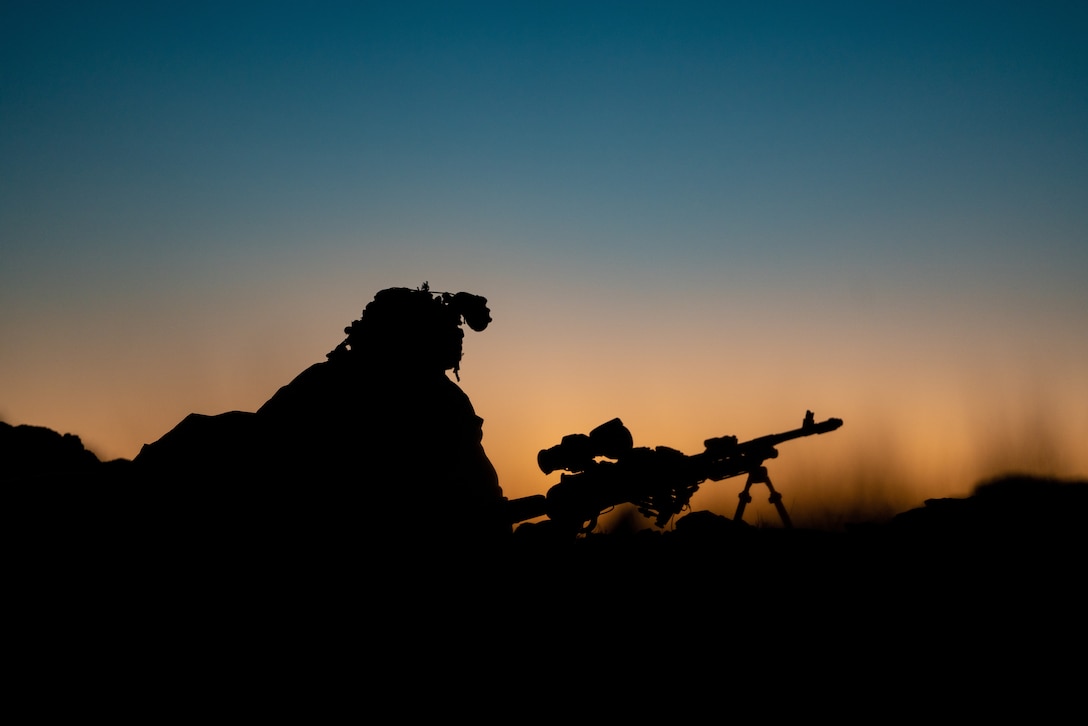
[3,2,1086,524]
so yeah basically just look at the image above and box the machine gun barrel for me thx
[695,411,842,483]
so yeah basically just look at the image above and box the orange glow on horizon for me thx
[4,281,1085,534]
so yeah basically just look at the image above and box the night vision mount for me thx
[419,281,492,332]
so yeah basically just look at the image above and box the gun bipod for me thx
[734,466,793,528]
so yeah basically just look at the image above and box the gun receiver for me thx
[507,410,843,535]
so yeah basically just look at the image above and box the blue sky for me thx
[3,2,1086,518]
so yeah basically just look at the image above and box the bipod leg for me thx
[735,481,754,522]
[739,466,793,529]
[757,468,793,529]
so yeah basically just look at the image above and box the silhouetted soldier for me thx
[259,284,507,543]
[134,284,509,548]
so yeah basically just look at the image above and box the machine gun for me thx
[506,411,843,536]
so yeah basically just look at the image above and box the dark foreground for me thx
[3,409,1084,701]
[14,472,1086,616]
[9,473,1086,717]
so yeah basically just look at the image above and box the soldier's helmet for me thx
[329,284,490,378]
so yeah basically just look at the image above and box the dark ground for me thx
[5,420,1085,711]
